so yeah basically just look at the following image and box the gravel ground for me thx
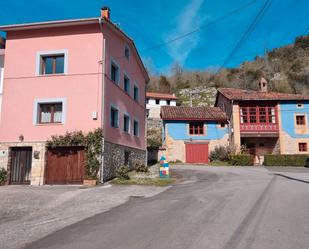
[0,183,168,249]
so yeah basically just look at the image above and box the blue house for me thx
[161,106,228,163]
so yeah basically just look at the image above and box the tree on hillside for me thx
[158,75,171,93]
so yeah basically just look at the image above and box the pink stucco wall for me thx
[0,22,147,150]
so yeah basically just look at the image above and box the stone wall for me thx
[102,141,146,182]
[0,142,46,186]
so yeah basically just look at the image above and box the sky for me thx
[0,0,308,75]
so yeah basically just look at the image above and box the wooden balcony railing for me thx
[240,123,279,132]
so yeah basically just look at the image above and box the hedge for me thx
[229,154,254,166]
[264,154,309,166]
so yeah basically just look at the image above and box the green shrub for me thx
[230,154,254,166]
[210,145,233,162]
[0,168,8,185]
[135,163,149,173]
[116,165,130,180]
[264,154,309,166]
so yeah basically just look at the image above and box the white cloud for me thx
[165,0,207,65]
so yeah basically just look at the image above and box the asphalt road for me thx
[25,166,309,249]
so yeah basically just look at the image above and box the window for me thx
[220,123,226,128]
[38,103,62,124]
[189,122,204,135]
[124,151,130,166]
[134,85,139,101]
[299,143,308,152]
[167,100,171,105]
[110,106,119,128]
[133,120,139,136]
[296,115,306,125]
[123,114,130,133]
[240,108,248,124]
[297,104,304,109]
[111,61,119,84]
[155,99,160,105]
[40,55,64,75]
[125,46,130,60]
[249,107,257,123]
[259,107,267,123]
[124,75,130,94]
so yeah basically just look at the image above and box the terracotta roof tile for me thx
[146,92,178,100]
[161,106,227,121]
[218,88,309,101]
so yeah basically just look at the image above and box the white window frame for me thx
[133,119,139,137]
[123,72,131,94]
[36,49,68,76]
[123,113,130,133]
[110,104,119,128]
[110,58,120,84]
[33,98,67,125]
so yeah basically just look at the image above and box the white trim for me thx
[123,113,130,133]
[33,98,67,125]
[35,49,68,76]
[123,72,131,94]
[110,58,120,84]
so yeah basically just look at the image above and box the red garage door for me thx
[185,143,209,164]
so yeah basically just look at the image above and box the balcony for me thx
[239,105,279,134]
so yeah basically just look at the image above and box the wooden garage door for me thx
[10,147,32,185]
[186,143,209,164]
[46,147,85,184]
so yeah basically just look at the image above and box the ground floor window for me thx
[299,143,308,152]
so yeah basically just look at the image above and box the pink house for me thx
[0,7,149,185]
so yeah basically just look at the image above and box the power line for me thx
[281,13,309,41]
[217,0,274,72]
[137,0,259,55]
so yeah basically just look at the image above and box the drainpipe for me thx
[99,17,106,183]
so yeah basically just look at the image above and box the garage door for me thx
[45,147,85,184]
[185,143,209,164]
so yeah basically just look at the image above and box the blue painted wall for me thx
[280,101,309,138]
[164,120,228,141]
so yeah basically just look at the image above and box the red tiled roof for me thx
[146,92,178,100]
[161,106,227,121]
[218,88,309,101]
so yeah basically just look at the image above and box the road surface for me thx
[25,166,309,249]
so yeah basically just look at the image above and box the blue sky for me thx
[0,0,308,75]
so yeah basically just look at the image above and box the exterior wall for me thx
[163,120,229,162]
[0,50,4,118]
[231,104,241,151]
[0,25,103,142]
[0,142,46,186]
[279,101,309,154]
[103,25,146,151]
[103,141,146,181]
[146,99,176,119]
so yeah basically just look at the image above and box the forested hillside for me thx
[147,35,309,106]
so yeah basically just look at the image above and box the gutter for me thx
[99,17,106,183]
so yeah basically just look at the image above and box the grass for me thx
[208,161,232,166]
[111,177,175,187]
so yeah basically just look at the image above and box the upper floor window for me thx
[125,46,130,60]
[134,85,139,101]
[110,106,119,128]
[124,74,130,94]
[40,55,64,75]
[189,122,204,135]
[299,143,308,152]
[296,115,306,125]
[133,120,139,136]
[240,106,276,124]
[167,100,171,105]
[155,99,160,105]
[111,61,119,84]
[36,49,68,76]
[123,114,130,133]
[38,103,62,124]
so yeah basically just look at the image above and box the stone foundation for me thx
[102,141,146,182]
[0,141,46,186]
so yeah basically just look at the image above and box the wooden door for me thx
[10,147,32,184]
[46,147,85,184]
[186,143,209,164]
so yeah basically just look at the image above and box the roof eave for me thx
[162,118,227,121]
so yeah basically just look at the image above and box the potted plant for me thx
[0,168,8,186]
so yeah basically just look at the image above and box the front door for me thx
[10,147,32,184]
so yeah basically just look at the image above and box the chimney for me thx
[259,77,268,92]
[101,7,111,20]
